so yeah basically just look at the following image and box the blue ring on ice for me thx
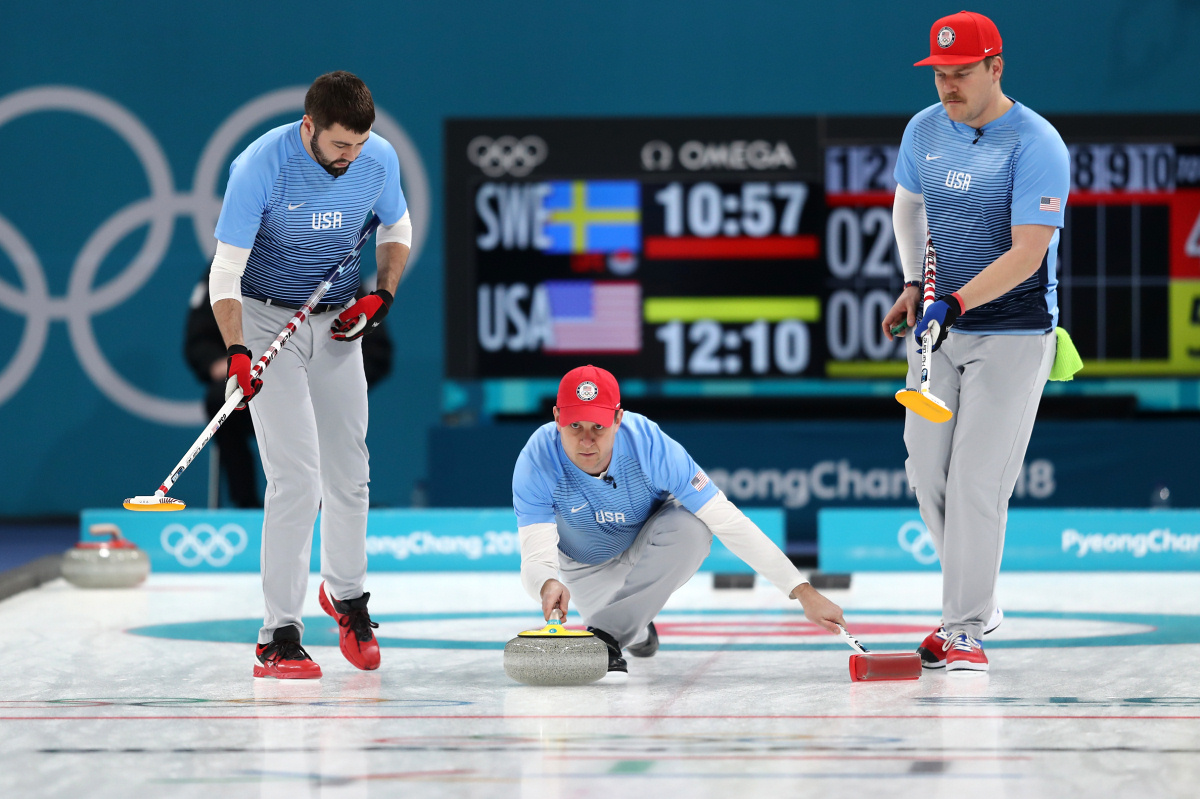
[126,608,1200,650]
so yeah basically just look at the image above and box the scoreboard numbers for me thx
[446,117,1200,384]
[1069,144,1176,192]
[652,181,809,238]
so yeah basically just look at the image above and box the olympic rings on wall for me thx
[466,135,547,177]
[160,522,248,568]
[897,519,940,565]
[0,86,430,425]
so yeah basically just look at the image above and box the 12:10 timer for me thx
[654,320,811,375]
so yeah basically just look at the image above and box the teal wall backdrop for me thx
[1,1,1198,515]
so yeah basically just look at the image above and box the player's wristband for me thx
[891,282,923,336]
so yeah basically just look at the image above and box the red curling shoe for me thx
[944,631,989,673]
[319,581,381,671]
[253,625,322,679]
[916,607,1003,669]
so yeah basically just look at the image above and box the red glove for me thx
[224,345,262,410]
[330,289,393,342]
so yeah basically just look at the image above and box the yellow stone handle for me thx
[517,608,595,637]
[543,609,565,634]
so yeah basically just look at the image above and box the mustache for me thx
[942,95,964,102]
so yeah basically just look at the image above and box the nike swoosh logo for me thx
[570,503,588,513]
[288,202,307,210]
[925,154,942,161]
[984,47,994,53]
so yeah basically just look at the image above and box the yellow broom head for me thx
[123,496,186,511]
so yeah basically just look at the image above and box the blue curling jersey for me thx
[512,412,719,565]
[894,100,1070,333]
[214,121,407,306]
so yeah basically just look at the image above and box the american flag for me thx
[690,471,710,492]
[1039,196,1061,212]
[543,280,642,353]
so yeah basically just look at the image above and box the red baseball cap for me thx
[914,10,1002,66]
[556,365,621,427]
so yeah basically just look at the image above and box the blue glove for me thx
[914,294,964,352]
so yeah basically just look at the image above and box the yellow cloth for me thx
[1048,327,1083,381]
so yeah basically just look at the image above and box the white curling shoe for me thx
[985,606,1004,633]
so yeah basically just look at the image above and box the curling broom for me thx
[123,215,382,511]
[895,236,952,423]
[837,624,923,682]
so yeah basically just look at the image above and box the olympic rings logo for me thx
[641,140,674,171]
[0,85,430,425]
[466,135,547,177]
[160,522,249,568]
[897,519,940,565]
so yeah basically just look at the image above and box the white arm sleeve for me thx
[376,210,413,248]
[208,241,252,306]
[519,522,560,601]
[892,185,928,283]
[694,490,807,597]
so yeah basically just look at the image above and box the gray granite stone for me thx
[61,546,150,589]
[503,635,608,686]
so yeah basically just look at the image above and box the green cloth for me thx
[1049,327,1083,381]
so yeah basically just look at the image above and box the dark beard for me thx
[310,131,350,178]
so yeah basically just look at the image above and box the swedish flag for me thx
[543,181,640,254]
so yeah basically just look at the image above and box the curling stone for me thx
[503,611,608,686]
[61,523,150,589]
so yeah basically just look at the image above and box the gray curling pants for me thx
[904,330,1056,639]
[559,499,713,649]
[243,298,371,645]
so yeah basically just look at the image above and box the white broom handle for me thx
[918,298,935,394]
[152,216,382,498]
[154,391,244,498]
[918,235,937,393]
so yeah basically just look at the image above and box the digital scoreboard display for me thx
[445,116,1200,382]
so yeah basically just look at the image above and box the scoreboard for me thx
[445,116,1200,383]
